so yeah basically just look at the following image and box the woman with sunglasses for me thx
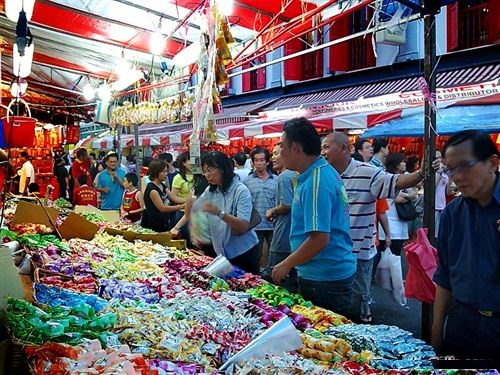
[198,151,259,274]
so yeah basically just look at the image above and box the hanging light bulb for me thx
[173,41,201,67]
[5,0,36,22]
[150,31,165,55]
[83,83,95,101]
[13,41,34,78]
[217,0,234,16]
[115,50,131,78]
[10,78,28,97]
[150,17,165,56]
[97,83,112,102]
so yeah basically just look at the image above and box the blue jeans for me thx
[442,299,500,359]
[298,275,355,315]
[350,258,374,321]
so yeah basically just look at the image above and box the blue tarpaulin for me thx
[362,105,500,138]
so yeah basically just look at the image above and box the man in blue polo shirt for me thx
[95,152,126,210]
[432,130,500,359]
[272,117,356,314]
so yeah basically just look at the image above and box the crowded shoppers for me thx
[199,151,260,274]
[434,150,451,237]
[94,153,126,210]
[71,148,91,188]
[73,175,98,207]
[353,138,373,162]
[53,157,69,199]
[377,153,415,257]
[321,132,425,323]
[272,118,356,315]
[121,173,145,223]
[432,130,500,359]
[244,148,277,272]
[233,152,251,182]
[18,151,35,195]
[370,139,389,169]
[171,174,214,257]
[141,160,185,232]
[265,142,297,291]
[170,151,194,233]
[159,153,178,189]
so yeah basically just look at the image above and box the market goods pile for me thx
[5,228,435,374]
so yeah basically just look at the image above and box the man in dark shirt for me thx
[432,130,500,360]
[53,157,69,199]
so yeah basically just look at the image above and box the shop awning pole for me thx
[116,125,121,163]
[134,123,140,183]
[421,3,438,343]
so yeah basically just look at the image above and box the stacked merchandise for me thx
[3,226,436,374]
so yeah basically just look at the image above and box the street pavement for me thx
[369,250,424,340]
[370,284,422,338]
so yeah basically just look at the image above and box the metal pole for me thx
[116,124,122,165]
[421,5,438,343]
[134,123,140,185]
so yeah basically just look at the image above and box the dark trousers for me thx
[441,299,500,359]
[266,251,298,293]
[229,244,260,275]
[298,274,355,316]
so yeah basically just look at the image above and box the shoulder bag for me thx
[231,184,261,234]
[395,199,419,221]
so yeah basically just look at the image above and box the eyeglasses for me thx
[202,168,217,176]
[443,160,481,176]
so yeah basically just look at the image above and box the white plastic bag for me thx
[389,253,407,306]
[375,248,392,290]
[219,316,302,371]
[203,254,234,278]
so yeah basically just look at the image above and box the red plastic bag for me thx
[404,227,438,304]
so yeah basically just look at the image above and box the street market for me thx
[0,0,499,373]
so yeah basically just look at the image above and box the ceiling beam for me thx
[36,0,188,49]
[234,1,291,22]
[112,0,201,31]
[2,49,112,80]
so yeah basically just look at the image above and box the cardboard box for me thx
[122,231,138,242]
[58,213,99,241]
[104,227,124,237]
[136,232,172,246]
[11,200,59,228]
[74,205,120,223]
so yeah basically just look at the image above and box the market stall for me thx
[1,196,438,374]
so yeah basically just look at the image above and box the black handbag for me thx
[395,200,419,221]
[249,208,262,230]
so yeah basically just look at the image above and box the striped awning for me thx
[214,99,278,125]
[260,64,500,111]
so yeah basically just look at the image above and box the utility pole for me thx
[421,0,440,343]
[395,0,441,343]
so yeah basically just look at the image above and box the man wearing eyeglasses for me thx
[432,130,500,360]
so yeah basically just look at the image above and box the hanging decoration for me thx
[417,76,437,112]
[65,124,80,145]
[191,0,236,171]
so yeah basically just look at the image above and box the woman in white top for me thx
[378,153,417,256]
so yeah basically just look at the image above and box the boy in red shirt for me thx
[121,173,144,223]
[73,175,98,207]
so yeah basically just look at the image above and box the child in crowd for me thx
[121,173,144,223]
[73,175,98,207]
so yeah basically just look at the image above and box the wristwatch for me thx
[217,210,225,219]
